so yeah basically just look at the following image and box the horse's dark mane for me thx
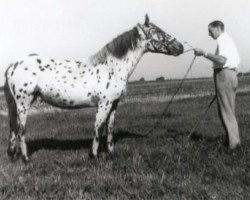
[90,26,141,65]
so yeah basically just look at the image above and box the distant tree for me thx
[156,76,165,82]
[237,72,243,77]
[244,72,250,76]
[139,77,145,82]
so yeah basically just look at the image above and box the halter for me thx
[137,24,176,52]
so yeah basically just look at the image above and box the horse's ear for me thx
[145,14,150,27]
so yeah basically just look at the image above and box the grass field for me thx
[0,77,249,199]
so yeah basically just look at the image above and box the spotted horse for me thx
[4,15,183,162]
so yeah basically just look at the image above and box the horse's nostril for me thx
[180,44,184,53]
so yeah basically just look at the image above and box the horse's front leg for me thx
[106,100,119,154]
[90,100,113,158]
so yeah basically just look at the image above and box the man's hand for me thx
[194,48,206,56]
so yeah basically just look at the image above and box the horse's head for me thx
[138,14,183,56]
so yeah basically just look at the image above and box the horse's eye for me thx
[158,35,164,41]
[150,29,156,35]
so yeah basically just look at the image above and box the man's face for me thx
[208,26,221,40]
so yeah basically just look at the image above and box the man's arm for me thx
[194,48,227,66]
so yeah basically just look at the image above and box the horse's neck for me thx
[114,43,146,82]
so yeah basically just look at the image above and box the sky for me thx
[0,0,250,86]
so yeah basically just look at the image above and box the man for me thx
[194,20,241,149]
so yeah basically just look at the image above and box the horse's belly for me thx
[39,89,95,109]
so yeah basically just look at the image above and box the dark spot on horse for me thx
[23,90,27,94]
[16,95,21,99]
[68,70,72,73]
[23,83,28,87]
[70,101,74,105]
[64,81,67,84]
[50,88,53,91]
[13,62,18,72]
[103,95,106,99]
[37,59,41,64]
[56,71,59,74]
[75,61,81,67]
[19,61,24,65]
[24,68,28,71]
[91,96,99,105]
[62,76,66,79]
[63,99,67,102]
[59,63,62,65]
[65,60,70,62]
[44,64,50,68]
[84,82,86,84]
[12,85,16,96]
[110,59,113,63]
[106,82,110,89]
[29,53,38,56]
[21,102,24,105]
[39,66,45,71]
[84,65,87,67]
[73,77,77,80]
[106,101,110,106]
[91,72,93,75]
[96,69,99,74]
[19,89,23,92]
[11,71,14,76]
[56,93,60,97]
[87,92,91,97]
[32,72,37,76]
[51,59,55,62]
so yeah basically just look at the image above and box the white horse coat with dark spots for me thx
[4,15,183,162]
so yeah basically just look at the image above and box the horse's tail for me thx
[4,66,18,133]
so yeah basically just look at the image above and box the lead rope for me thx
[188,94,217,138]
[143,53,197,136]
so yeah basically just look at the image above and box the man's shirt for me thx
[214,32,240,69]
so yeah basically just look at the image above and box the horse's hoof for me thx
[7,146,17,157]
[88,151,98,159]
[7,152,19,162]
[22,156,30,164]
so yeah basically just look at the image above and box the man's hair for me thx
[209,20,224,31]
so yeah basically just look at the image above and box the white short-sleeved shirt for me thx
[214,32,240,69]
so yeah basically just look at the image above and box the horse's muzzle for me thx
[165,40,184,56]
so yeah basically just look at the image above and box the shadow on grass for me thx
[166,128,223,143]
[27,130,145,155]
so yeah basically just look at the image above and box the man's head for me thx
[208,20,224,40]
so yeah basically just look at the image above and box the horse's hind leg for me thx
[6,109,19,160]
[16,99,33,163]
[4,81,19,160]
